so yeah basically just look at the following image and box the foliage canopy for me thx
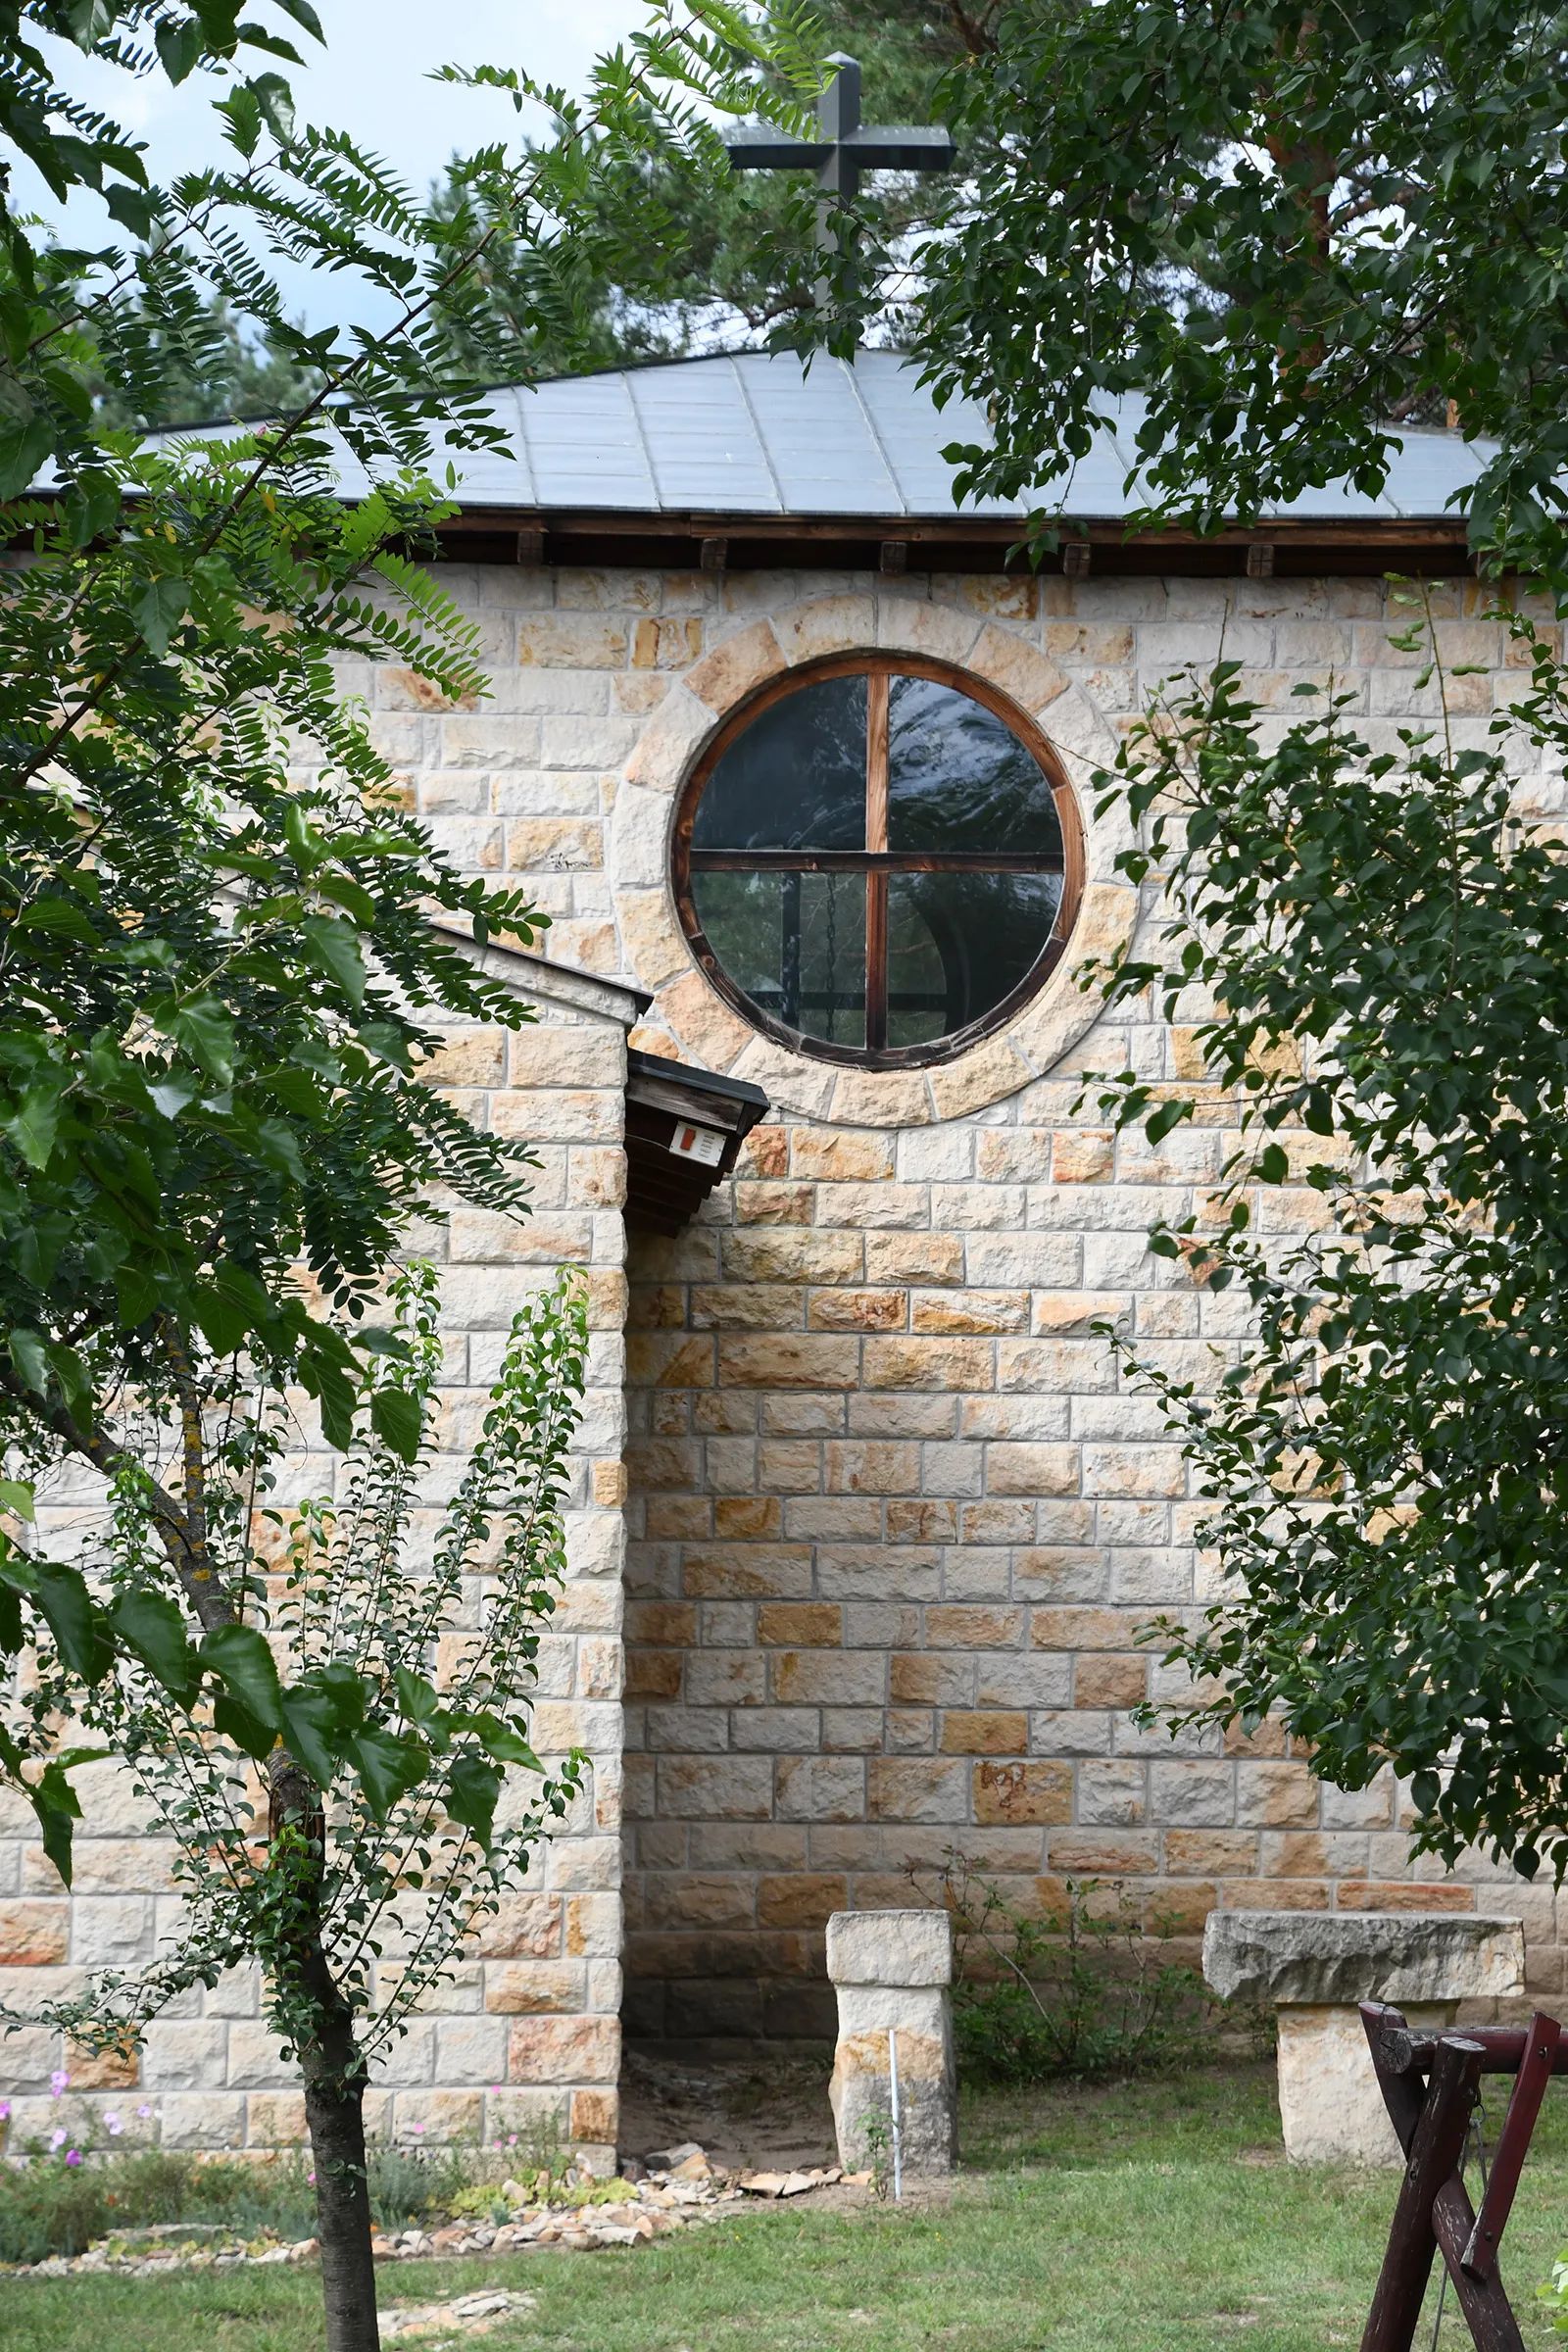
[912,0,1568,579]
[896,0,1568,1871]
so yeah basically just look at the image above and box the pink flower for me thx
[307,2171,316,2185]
[0,2100,11,2122]
[136,2105,151,2119]
[49,2070,69,2098]
[104,2113,122,2136]
[65,2150,81,2168]
[50,2129,65,2150]
[508,2134,516,2147]
[410,2122,424,2137]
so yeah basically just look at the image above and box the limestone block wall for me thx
[10,554,1553,2135]
[0,950,638,2156]
[355,555,1560,2045]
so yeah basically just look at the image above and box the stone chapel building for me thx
[0,349,1552,2162]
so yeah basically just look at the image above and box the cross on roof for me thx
[722,54,956,299]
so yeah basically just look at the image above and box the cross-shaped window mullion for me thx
[865,671,890,1050]
[684,852,1069,872]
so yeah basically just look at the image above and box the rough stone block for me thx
[0,1901,69,1965]
[826,1908,953,1988]
[1203,1910,1525,2164]
[1202,1910,1523,2006]
[1274,2001,1463,2166]
[158,2094,245,2148]
[507,2012,620,2085]
[827,1912,956,2177]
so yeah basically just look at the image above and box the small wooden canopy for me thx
[624,1050,769,1235]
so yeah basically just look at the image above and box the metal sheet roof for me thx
[134,348,1490,525]
[427,348,1489,523]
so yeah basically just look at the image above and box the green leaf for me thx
[277,1681,342,1788]
[109,1590,196,1699]
[0,417,53,499]
[250,71,297,142]
[255,1116,308,1184]
[218,82,262,155]
[470,1713,542,1773]
[148,1077,200,1119]
[394,1665,443,1724]
[6,1082,65,1170]
[213,1690,276,1761]
[314,873,377,926]
[0,1478,35,1522]
[128,573,191,658]
[445,1752,502,1849]
[155,17,205,80]
[28,1754,105,1887]
[33,1564,111,1682]
[13,897,101,945]
[104,184,158,239]
[45,1341,93,1430]
[169,999,235,1086]
[190,1281,252,1357]
[350,1724,428,1822]
[313,1660,368,1736]
[307,1354,358,1453]
[273,0,324,35]
[7,1331,48,1396]
[370,1384,423,1464]
[202,1622,283,1730]
[1257,1143,1290,1185]
[300,915,367,1008]
[1145,1099,1192,1146]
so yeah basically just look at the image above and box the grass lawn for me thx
[6,2063,1568,2352]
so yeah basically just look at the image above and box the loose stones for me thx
[1203,1910,1526,2165]
[827,1908,957,2178]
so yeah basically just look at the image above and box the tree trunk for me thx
[270,1768,380,2352]
[304,2029,380,2352]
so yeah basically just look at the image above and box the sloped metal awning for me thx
[623,1050,768,1236]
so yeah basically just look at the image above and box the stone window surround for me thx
[670,650,1087,1072]
[610,595,1140,1129]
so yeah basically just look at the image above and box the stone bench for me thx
[1203,1910,1526,2164]
[827,1909,957,2179]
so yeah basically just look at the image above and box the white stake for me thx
[888,2024,903,2203]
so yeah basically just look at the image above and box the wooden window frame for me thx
[671,651,1086,1071]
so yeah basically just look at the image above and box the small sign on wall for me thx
[669,1120,725,1167]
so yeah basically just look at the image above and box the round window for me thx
[673,654,1083,1068]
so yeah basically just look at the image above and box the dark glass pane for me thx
[886,871,1062,1048]
[691,869,866,1050]
[694,674,867,851]
[887,674,1061,856]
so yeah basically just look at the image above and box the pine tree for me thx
[430,0,1004,378]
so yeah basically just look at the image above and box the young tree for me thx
[894,3,1568,1869]
[1078,614,1568,1880]
[0,5,817,2343]
[15,1265,588,2352]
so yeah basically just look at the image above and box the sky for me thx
[23,0,655,328]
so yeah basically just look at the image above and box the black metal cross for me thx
[722,53,956,300]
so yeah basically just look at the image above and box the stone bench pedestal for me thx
[1203,1911,1526,2165]
[827,1909,957,2178]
